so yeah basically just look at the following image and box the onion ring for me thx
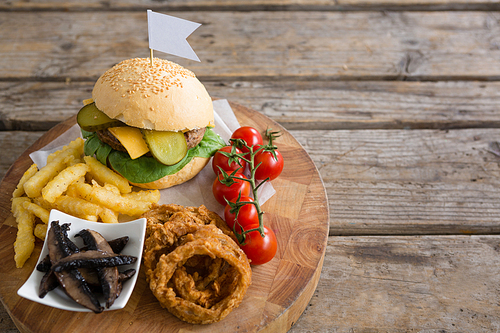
[141,204,251,324]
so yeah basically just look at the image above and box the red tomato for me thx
[239,225,277,265]
[224,196,259,230]
[230,126,263,158]
[254,148,284,181]
[212,172,251,206]
[212,145,247,176]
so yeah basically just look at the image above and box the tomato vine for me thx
[213,128,283,260]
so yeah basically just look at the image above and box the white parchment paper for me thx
[29,99,275,218]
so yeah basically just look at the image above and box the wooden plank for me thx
[291,128,500,235]
[1,0,500,11]
[0,309,17,332]
[1,12,500,80]
[2,233,499,333]
[0,132,44,182]
[290,235,500,332]
[3,81,500,131]
[3,128,500,235]
[212,81,500,130]
[0,82,91,131]
[2,234,499,332]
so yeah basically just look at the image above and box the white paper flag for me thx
[147,10,201,62]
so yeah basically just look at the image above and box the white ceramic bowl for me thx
[17,209,146,312]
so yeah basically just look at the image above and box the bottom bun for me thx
[130,156,210,190]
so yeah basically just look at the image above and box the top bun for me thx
[92,58,214,131]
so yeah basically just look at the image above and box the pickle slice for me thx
[142,130,188,165]
[77,102,124,132]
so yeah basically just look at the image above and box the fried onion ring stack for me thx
[141,204,252,324]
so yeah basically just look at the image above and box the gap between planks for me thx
[2,1,500,12]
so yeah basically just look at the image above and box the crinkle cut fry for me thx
[148,235,251,325]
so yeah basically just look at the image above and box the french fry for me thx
[12,164,38,198]
[99,207,119,224]
[65,177,87,198]
[10,135,165,268]
[22,201,50,224]
[34,223,48,241]
[124,189,161,204]
[68,137,85,156]
[84,156,132,194]
[41,163,90,203]
[102,182,121,195]
[89,182,151,217]
[53,195,102,219]
[32,196,53,211]
[67,182,93,199]
[68,158,82,166]
[83,215,99,222]
[46,138,85,164]
[12,197,31,218]
[23,148,77,198]
[65,184,80,198]
[12,198,35,268]
[45,151,60,165]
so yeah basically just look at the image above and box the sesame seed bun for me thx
[89,58,219,190]
[92,58,214,131]
[130,156,210,190]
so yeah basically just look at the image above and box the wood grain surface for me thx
[2,0,500,331]
[0,102,329,333]
[1,11,500,81]
[290,235,500,331]
[4,81,500,132]
[2,0,500,11]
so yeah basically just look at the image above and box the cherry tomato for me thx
[239,225,277,265]
[224,196,259,231]
[212,145,247,176]
[230,126,263,158]
[212,172,251,206]
[254,148,284,181]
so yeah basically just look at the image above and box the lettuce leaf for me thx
[83,128,225,184]
[83,133,112,165]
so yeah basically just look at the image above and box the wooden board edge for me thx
[0,115,77,225]
[0,102,330,333]
[260,254,326,332]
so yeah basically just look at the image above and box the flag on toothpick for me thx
[147,10,201,62]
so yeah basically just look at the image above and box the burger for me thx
[77,57,225,189]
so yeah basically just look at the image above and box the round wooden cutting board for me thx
[0,102,329,333]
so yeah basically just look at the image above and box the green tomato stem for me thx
[241,144,265,236]
[228,129,280,242]
[228,142,267,241]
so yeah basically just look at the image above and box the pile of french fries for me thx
[11,137,160,268]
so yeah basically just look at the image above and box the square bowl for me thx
[17,209,146,312]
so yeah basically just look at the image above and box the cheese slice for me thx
[108,127,150,159]
[82,98,94,106]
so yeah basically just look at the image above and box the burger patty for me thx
[184,127,206,150]
[96,127,206,153]
[97,129,128,152]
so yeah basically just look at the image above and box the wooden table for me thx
[1,0,500,331]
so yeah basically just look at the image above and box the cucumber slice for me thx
[142,130,188,165]
[77,102,124,132]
